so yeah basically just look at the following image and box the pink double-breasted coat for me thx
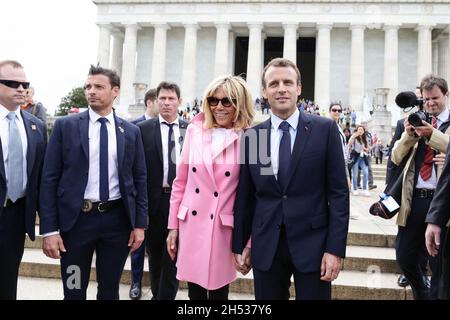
[168,113,241,290]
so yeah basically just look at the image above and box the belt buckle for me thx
[82,200,93,213]
[98,201,108,213]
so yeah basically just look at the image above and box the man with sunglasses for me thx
[137,81,187,300]
[0,60,47,299]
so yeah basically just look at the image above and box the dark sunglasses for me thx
[207,96,236,108]
[331,108,342,113]
[0,79,30,89]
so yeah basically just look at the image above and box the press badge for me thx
[381,195,400,213]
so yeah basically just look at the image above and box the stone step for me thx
[26,231,397,251]
[19,248,412,300]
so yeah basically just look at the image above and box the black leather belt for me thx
[82,199,122,213]
[161,187,172,194]
[413,188,435,199]
[3,197,25,208]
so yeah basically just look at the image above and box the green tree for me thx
[55,87,87,116]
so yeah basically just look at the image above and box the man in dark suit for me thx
[232,58,349,300]
[131,88,158,125]
[137,81,187,300]
[39,65,148,300]
[0,60,47,300]
[426,141,450,299]
[128,87,158,300]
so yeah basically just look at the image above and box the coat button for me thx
[195,188,200,194]
[225,171,231,177]
[192,167,197,173]
[214,192,218,197]
[210,214,214,220]
[283,195,288,200]
[192,210,197,216]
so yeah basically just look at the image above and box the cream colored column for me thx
[416,24,434,83]
[433,41,439,75]
[438,34,449,80]
[119,23,139,116]
[181,24,199,105]
[111,29,124,76]
[214,23,230,78]
[349,24,365,112]
[246,23,264,100]
[150,23,170,88]
[383,25,399,113]
[97,23,111,68]
[283,23,298,64]
[314,23,332,110]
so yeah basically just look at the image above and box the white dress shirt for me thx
[0,104,28,198]
[211,127,233,155]
[84,108,121,201]
[416,108,450,189]
[270,109,299,179]
[159,115,181,187]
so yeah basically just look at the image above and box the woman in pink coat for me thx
[166,75,254,300]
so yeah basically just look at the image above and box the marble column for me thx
[438,34,449,80]
[383,25,399,115]
[214,23,230,78]
[181,24,199,105]
[150,23,170,88]
[416,24,434,83]
[283,23,298,64]
[349,24,365,112]
[111,29,124,76]
[97,23,111,68]
[433,41,439,75]
[120,23,139,116]
[314,23,332,110]
[247,23,264,101]
[228,31,236,76]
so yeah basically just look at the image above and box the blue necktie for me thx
[278,121,291,190]
[98,118,109,202]
[6,112,23,202]
[164,122,176,186]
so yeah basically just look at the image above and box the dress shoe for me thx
[369,185,377,190]
[397,274,409,287]
[129,282,142,300]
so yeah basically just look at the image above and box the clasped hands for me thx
[233,247,252,275]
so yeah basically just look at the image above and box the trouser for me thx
[252,227,331,300]
[60,202,131,300]
[0,199,26,300]
[148,193,179,300]
[188,282,229,300]
[395,195,439,300]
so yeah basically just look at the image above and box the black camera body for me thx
[395,91,431,127]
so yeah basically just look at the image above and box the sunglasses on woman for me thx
[207,96,236,108]
[0,79,30,89]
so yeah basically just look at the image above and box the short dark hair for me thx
[329,102,342,111]
[157,81,181,99]
[0,60,24,77]
[420,74,448,95]
[144,88,157,104]
[261,58,301,88]
[88,64,120,89]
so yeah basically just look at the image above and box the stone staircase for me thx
[20,213,412,300]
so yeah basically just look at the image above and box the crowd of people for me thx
[1,57,449,302]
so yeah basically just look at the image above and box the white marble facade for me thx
[93,0,450,124]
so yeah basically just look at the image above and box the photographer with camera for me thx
[391,75,450,299]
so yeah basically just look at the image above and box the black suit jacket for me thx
[232,112,349,272]
[39,110,148,234]
[0,111,47,240]
[137,118,188,218]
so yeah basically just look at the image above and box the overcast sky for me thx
[0,0,99,115]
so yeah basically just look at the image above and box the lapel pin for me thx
[305,126,309,131]
[31,124,37,131]
[118,126,124,133]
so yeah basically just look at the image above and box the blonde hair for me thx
[203,75,255,131]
